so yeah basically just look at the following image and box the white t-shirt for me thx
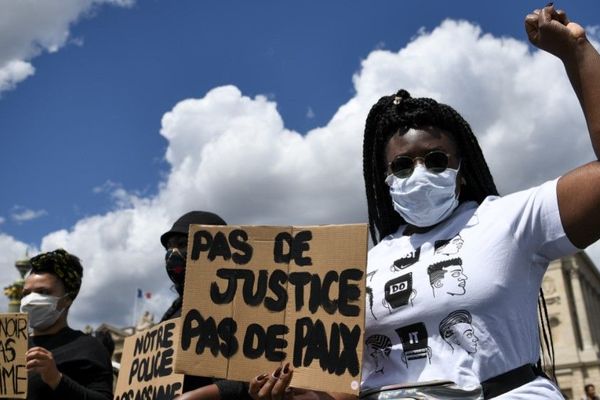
[362,179,577,399]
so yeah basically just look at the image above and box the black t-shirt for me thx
[28,327,113,400]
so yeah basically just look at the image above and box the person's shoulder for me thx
[68,329,111,354]
[161,296,183,322]
[63,327,89,341]
[369,231,402,254]
[486,179,557,202]
[477,178,558,213]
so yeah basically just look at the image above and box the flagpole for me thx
[133,289,138,328]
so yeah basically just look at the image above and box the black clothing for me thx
[27,327,113,400]
[161,296,183,322]
[162,297,252,400]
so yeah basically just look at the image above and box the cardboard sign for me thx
[114,318,184,400]
[0,313,28,399]
[175,224,367,395]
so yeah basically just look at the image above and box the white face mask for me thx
[20,292,67,331]
[385,164,460,228]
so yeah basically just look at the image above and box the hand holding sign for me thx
[248,363,294,400]
[26,346,62,389]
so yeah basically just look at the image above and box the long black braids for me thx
[363,89,498,244]
[362,89,556,381]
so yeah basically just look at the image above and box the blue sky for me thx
[4,0,598,245]
[1,0,599,328]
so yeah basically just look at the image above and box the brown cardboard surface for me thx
[174,224,367,395]
[226,226,291,382]
[285,225,366,394]
[114,318,184,400]
[0,313,28,399]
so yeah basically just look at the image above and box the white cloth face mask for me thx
[20,292,67,330]
[385,163,460,228]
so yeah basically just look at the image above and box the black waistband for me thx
[481,364,538,399]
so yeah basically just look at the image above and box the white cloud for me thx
[93,180,136,209]
[40,207,171,328]
[2,19,599,330]
[0,60,34,93]
[588,25,599,40]
[0,0,134,95]
[69,37,85,47]
[11,207,48,223]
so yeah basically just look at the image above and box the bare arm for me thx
[526,5,600,248]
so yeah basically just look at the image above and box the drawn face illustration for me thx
[391,247,421,271]
[428,259,467,297]
[395,322,431,366]
[368,345,387,373]
[384,273,414,309]
[436,236,464,255]
[452,322,479,353]
[366,335,391,374]
[445,265,467,295]
[439,310,478,354]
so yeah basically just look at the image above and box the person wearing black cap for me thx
[161,211,227,321]
[21,249,113,400]
[160,211,252,400]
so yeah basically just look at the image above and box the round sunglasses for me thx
[387,151,452,178]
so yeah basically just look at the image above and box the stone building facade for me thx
[544,251,600,399]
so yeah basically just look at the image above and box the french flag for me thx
[137,288,152,299]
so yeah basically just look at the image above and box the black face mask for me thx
[165,248,186,296]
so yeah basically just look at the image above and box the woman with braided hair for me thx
[356,4,600,400]
[249,4,600,400]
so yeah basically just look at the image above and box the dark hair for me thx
[427,258,462,285]
[439,309,473,340]
[366,334,392,356]
[29,249,83,300]
[363,89,498,243]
